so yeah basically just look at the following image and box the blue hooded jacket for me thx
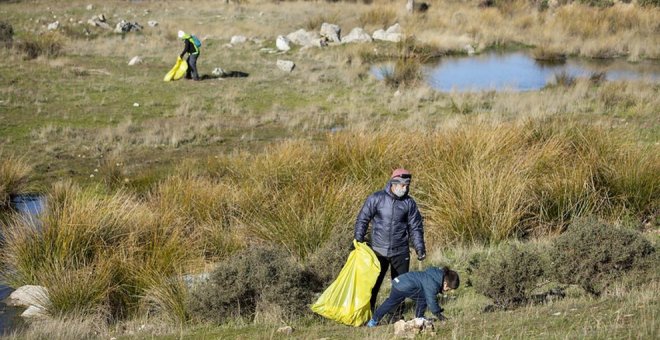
[354,179,426,257]
[392,267,445,315]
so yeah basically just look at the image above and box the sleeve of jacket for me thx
[354,194,377,242]
[180,39,190,58]
[407,199,426,256]
[422,281,443,316]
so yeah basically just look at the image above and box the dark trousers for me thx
[186,53,199,80]
[373,287,427,322]
[370,253,410,314]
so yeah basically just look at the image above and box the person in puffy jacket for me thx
[366,267,460,327]
[354,168,427,313]
[178,30,200,81]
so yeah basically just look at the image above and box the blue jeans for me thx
[372,286,427,322]
[186,53,199,80]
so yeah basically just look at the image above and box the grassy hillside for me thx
[0,0,658,339]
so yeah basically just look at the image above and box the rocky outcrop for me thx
[320,23,341,43]
[286,29,322,48]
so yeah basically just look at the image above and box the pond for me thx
[372,52,660,92]
[0,194,45,335]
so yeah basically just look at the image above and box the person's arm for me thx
[180,39,190,58]
[422,283,443,318]
[408,199,426,259]
[354,195,377,242]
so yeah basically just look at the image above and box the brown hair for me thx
[442,267,460,289]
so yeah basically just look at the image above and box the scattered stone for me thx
[276,59,295,72]
[286,28,322,47]
[372,29,402,43]
[386,23,402,34]
[276,326,293,335]
[114,20,143,33]
[212,67,227,77]
[276,35,291,51]
[86,4,94,11]
[6,285,49,308]
[230,35,247,44]
[464,44,475,55]
[128,56,143,66]
[88,14,111,30]
[21,305,48,319]
[320,22,341,43]
[47,21,59,31]
[133,103,140,107]
[147,20,158,27]
[342,27,372,44]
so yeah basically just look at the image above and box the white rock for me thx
[212,67,226,77]
[276,326,293,335]
[7,285,49,308]
[133,103,140,107]
[320,23,341,43]
[47,21,59,31]
[386,23,402,34]
[276,59,295,72]
[464,44,475,55]
[86,4,94,10]
[372,29,402,42]
[342,27,372,44]
[128,56,143,66]
[276,35,291,51]
[286,29,321,47]
[147,20,158,27]
[230,35,247,44]
[21,305,48,319]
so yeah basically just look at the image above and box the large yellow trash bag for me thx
[163,56,188,81]
[311,240,381,327]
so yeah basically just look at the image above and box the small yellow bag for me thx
[311,240,381,327]
[164,56,188,81]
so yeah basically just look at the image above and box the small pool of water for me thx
[372,52,660,92]
[1,285,24,336]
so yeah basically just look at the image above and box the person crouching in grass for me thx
[366,267,460,327]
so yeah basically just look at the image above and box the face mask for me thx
[392,186,407,197]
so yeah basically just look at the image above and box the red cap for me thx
[391,168,412,179]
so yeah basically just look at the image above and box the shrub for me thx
[187,247,323,323]
[638,0,660,6]
[16,32,63,59]
[550,218,655,296]
[306,227,354,286]
[472,244,545,309]
[0,21,13,48]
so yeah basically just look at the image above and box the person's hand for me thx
[417,253,426,261]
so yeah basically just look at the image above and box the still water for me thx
[373,52,660,92]
[0,194,45,335]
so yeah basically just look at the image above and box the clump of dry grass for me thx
[0,152,32,208]
[359,6,398,29]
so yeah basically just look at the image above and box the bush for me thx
[638,0,660,6]
[472,244,546,309]
[0,21,13,48]
[188,247,323,323]
[550,218,655,296]
[16,32,63,59]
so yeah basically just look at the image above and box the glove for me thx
[417,253,426,261]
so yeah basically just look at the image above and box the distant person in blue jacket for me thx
[366,267,460,327]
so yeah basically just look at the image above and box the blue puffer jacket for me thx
[354,180,426,257]
[392,267,445,315]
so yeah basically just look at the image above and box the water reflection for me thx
[372,52,660,92]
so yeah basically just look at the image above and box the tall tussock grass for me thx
[2,120,657,325]
[0,152,32,208]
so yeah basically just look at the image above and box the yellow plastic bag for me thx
[311,240,381,327]
[163,56,188,81]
